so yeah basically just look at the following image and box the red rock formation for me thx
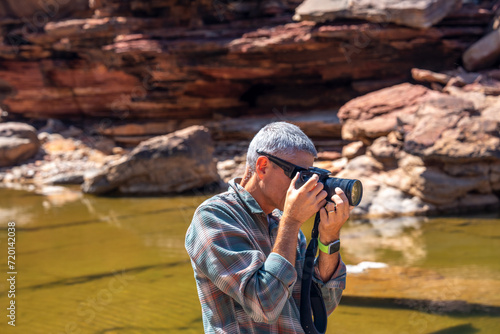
[337,78,500,217]
[0,1,496,124]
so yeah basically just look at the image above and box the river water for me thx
[0,186,499,334]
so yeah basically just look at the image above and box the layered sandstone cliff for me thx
[0,0,495,128]
[0,1,499,218]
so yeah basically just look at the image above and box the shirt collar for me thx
[228,178,265,215]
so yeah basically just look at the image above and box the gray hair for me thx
[246,122,317,176]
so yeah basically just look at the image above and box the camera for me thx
[295,167,363,206]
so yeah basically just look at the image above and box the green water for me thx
[0,187,499,334]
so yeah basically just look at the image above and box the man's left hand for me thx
[318,187,352,244]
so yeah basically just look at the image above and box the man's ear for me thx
[255,156,270,180]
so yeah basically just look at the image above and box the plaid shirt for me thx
[185,178,346,334]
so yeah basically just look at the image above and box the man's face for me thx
[261,151,315,212]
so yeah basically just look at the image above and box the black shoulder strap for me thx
[300,212,327,334]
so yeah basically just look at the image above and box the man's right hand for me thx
[281,173,328,228]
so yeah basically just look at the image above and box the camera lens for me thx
[350,180,362,206]
[325,178,363,206]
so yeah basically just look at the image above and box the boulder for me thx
[294,0,462,29]
[341,114,401,143]
[463,29,500,71]
[403,96,500,163]
[333,155,433,217]
[337,80,500,217]
[82,126,220,195]
[342,141,365,159]
[338,83,431,122]
[43,172,85,185]
[339,83,436,142]
[0,122,40,167]
[411,68,452,85]
[383,165,491,206]
[340,83,500,164]
[364,184,431,217]
[367,136,400,166]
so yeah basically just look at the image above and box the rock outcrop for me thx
[463,28,500,71]
[0,123,123,190]
[0,122,40,167]
[82,125,220,195]
[0,1,495,121]
[294,0,462,29]
[336,78,500,217]
[0,1,499,218]
[1,68,499,217]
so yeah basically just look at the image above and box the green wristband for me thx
[318,239,340,255]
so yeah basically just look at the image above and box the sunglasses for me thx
[256,150,308,179]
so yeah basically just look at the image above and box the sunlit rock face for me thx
[294,0,462,28]
[0,1,499,216]
[82,125,220,195]
[0,122,40,167]
[337,80,500,217]
[0,1,493,121]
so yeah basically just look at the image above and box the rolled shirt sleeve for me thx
[312,255,347,316]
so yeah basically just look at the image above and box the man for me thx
[185,122,350,333]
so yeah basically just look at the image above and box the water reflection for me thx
[40,186,83,208]
[0,205,33,227]
[342,216,428,265]
[0,187,499,334]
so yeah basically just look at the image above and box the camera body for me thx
[295,167,363,206]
